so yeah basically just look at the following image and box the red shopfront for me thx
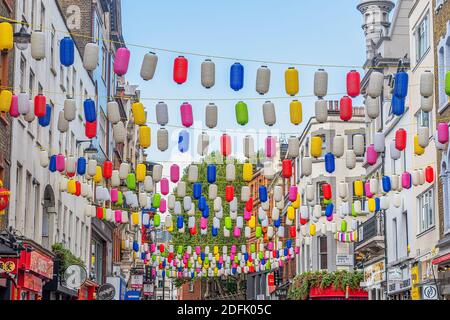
[0,246,54,300]
[78,279,98,300]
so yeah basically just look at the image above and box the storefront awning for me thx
[432,253,450,266]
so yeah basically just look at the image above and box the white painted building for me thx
[8,0,96,269]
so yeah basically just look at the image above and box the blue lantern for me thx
[286,239,292,249]
[325,203,334,217]
[274,218,281,228]
[202,205,209,218]
[198,196,207,212]
[83,99,96,122]
[38,105,52,127]
[60,37,75,67]
[284,248,289,256]
[394,71,408,99]
[382,176,391,193]
[200,252,205,261]
[392,95,405,116]
[212,227,218,237]
[177,216,184,229]
[259,186,268,203]
[230,62,244,91]
[375,198,381,212]
[132,241,139,252]
[244,253,249,261]
[77,157,86,176]
[207,164,216,184]
[193,183,202,200]
[49,155,57,172]
[217,263,222,269]
[232,268,237,275]
[178,130,189,153]
[325,152,335,173]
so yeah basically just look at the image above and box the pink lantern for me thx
[219,256,224,264]
[195,246,201,255]
[231,245,236,254]
[110,188,118,203]
[159,198,167,213]
[437,122,449,144]
[366,144,378,165]
[115,210,122,223]
[233,226,241,237]
[180,102,193,127]
[160,178,169,195]
[295,247,300,254]
[326,214,333,222]
[230,253,235,262]
[265,136,276,158]
[364,181,373,198]
[402,172,411,189]
[150,243,156,253]
[56,154,65,172]
[267,242,273,251]
[244,209,251,221]
[200,217,208,230]
[9,95,18,118]
[279,260,284,267]
[113,47,130,76]
[289,186,298,202]
[170,164,180,183]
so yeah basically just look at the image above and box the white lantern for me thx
[39,150,49,168]
[139,193,148,208]
[31,31,46,60]
[315,99,328,123]
[338,181,348,199]
[88,159,97,176]
[24,103,35,122]
[64,98,76,122]
[262,101,276,126]
[392,192,402,208]
[420,71,434,97]
[66,157,76,174]
[188,216,195,229]
[370,178,379,194]
[188,165,198,182]
[157,128,169,152]
[214,197,222,212]
[276,198,284,210]
[390,140,401,160]
[341,202,350,216]
[59,177,68,192]
[143,176,153,192]
[256,65,271,95]
[140,52,158,81]
[274,186,283,202]
[165,215,173,228]
[183,196,192,212]
[380,196,390,210]
[300,206,309,220]
[245,227,251,238]
[167,195,175,210]
[244,135,255,159]
[367,71,384,98]
[201,59,215,88]
[208,184,218,200]
[277,226,285,238]
[288,137,300,158]
[57,111,69,133]
[267,226,274,239]
[272,208,280,221]
[314,69,328,98]
[261,201,270,211]
[418,126,429,148]
[215,208,223,219]
[230,197,238,213]
[83,43,99,71]
[391,174,399,191]
[419,169,425,185]
[107,101,121,124]
[177,181,186,197]
[301,157,312,177]
[374,132,385,153]
[313,205,322,219]
[263,161,274,179]
[353,134,365,156]
[174,201,182,215]
[365,96,380,119]
[18,93,30,115]
[241,186,250,202]
[155,102,169,126]
[113,122,126,144]
[412,170,420,186]
[354,200,362,214]
[421,95,433,113]
[205,103,218,129]
[153,164,163,182]
[333,135,345,158]
[213,217,220,229]
[223,227,230,238]
[119,163,130,179]
[225,164,235,182]
[331,222,337,233]
[258,207,267,221]
[197,132,209,156]
[306,184,315,203]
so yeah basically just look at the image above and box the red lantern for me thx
[66,170,76,178]
[96,206,103,220]
[282,159,292,178]
[395,129,407,151]
[300,218,308,225]
[189,225,197,236]
[322,183,332,200]
[289,226,296,238]
[0,181,10,214]
[249,266,255,273]
[159,244,165,253]
[34,94,46,117]
[425,166,434,183]
[75,181,81,196]
[246,198,253,212]
[225,185,234,202]
[346,70,360,97]
[220,134,232,157]
[272,250,277,258]
[340,96,353,121]
[173,56,188,84]
[103,161,113,179]
[85,120,97,139]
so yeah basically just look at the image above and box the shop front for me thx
[362,259,386,300]
[42,259,78,300]
[0,242,54,300]
[386,263,412,300]
[432,251,450,300]
[78,279,98,300]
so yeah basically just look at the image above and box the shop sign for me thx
[21,273,43,293]
[364,261,385,287]
[130,274,144,289]
[411,265,420,300]
[267,273,276,294]
[0,259,16,273]
[388,267,402,282]
[27,251,53,279]
[97,283,116,300]
[63,264,87,290]
[124,290,141,300]
[143,283,154,297]
[336,254,354,266]
[422,285,438,300]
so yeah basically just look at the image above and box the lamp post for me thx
[76,139,98,159]
[13,23,31,51]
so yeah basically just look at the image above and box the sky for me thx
[121,0,367,175]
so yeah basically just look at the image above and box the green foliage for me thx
[171,152,248,249]
[287,270,364,300]
[52,243,85,273]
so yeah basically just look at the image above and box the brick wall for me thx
[433,0,450,239]
[179,280,202,300]
[0,0,14,231]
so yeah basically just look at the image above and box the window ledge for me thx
[60,84,66,92]
[50,66,57,77]
[437,101,450,115]
[416,225,436,239]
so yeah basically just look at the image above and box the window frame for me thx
[417,187,435,234]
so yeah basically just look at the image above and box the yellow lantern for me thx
[243,163,253,182]
[214,268,218,276]
[249,216,256,229]
[167,225,174,233]
[354,180,364,197]
[132,102,146,126]
[414,135,424,155]
[292,194,301,209]
[0,90,13,112]
[215,253,220,261]
[136,163,146,182]
[290,100,302,125]
[0,22,13,51]
[67,179,76,194]
[368,198,376,213]
[131,212,140,225]
[310,223,316,236]
[213,246,219,255]
[311,136,323,158]
[93,166,103,183]
[287,206,295,221]
[285,67,299,96]
[139,126,151,148]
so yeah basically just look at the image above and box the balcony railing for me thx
[356,212,384,247]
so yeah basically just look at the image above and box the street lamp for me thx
[13,24,31,51]
[76,139,98,158]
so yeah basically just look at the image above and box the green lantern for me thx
[126,173,136,190]
[255,226,262,238]
[154,213,161,227]
[235,101,248,125]
[341,220,347,232]
[152,194,161,208]
[445,70,450,96]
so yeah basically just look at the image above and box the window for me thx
[416,110,431,132]
[50,25,55,71]
[71,131,75,156]
[25,172,32,237]
[63,206,68,245]
[75,217,80,256]
[102,45,107,82]
[19,55,26,91]
[81,221,85,260]
[34,182,41,244]
[60,65,65,91]
[99,109,107,153]
[318,236,328,270]
[72,68,77,97]
[40,2,45,30]
[392,218,398,261]
[66,68,70,94]
[65,131,70,156]
[31,0,36,27]
[15,164,23,229]
[48,102,54,150]
[68,211,73,250]
[417,188,434,233]
[29,69,35,99]
[189,281,194,292]
[415,14,429,63]
[316,181,327,210]
[402,211,409,257]
[91,238,104,283]
[57,200,62,242]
